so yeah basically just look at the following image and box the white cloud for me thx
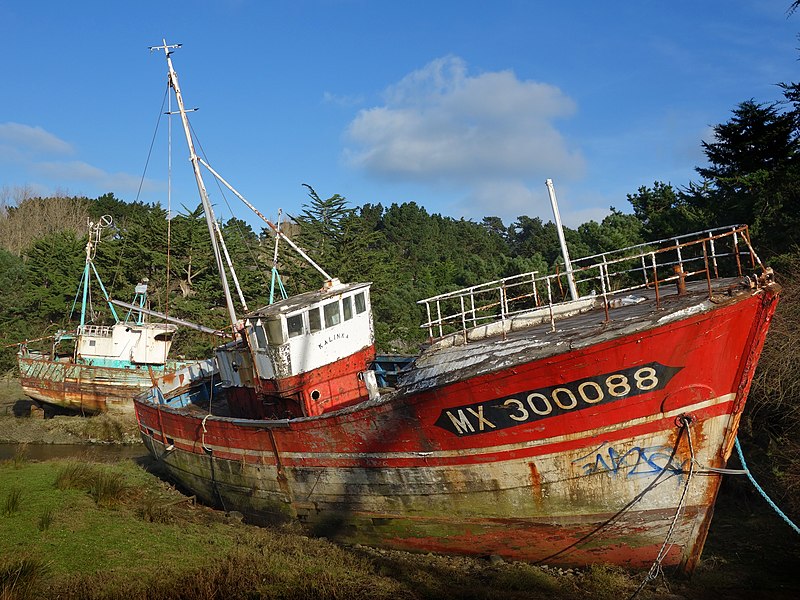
[345,56,584,184]
[35,160,157,193]
[561,206,612,229]
[458,179,541,221]
[0,122,73,155]
[342,56,586,222]
[0,122,157,198]
[322,91,365,107]
[456,179,611,228]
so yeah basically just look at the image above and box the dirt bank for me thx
[0,377,141,445]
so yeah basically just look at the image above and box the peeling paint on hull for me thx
[135,283,778,572]
[18,355,191,414]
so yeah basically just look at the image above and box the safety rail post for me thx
[531,272,540,306]
[600,262,610,323]
[733,231,743,276]
[743,228,756,269]
[708,232,719,279]
[546,278,556,332]
[702,241,713,299]
[460,295,468,344]
[651,252,661,308]
[469,290,477,329]
[436,300,443,338]
[602,255,611,296]
[499,285,509,340]
[424,302,434,341]
[641,255,649,287]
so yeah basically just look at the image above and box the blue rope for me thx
[735,436,800,535]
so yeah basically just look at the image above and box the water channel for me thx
[0,442,148,462]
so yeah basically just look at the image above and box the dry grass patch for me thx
[0,556,49,600]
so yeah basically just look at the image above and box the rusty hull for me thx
[18,353,181,414]
[136,280,779,572]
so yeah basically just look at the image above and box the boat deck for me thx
[398,274,765,395]
[181,274,766,423]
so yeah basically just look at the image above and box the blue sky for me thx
[1,1,798,228]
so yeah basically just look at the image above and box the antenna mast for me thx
[150,40,240,333]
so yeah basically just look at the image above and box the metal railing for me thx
[78,324,114,338]
[418,225,763,341]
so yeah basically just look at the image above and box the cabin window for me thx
[253,322,268,348]
[323,300,341,327]
[355,292,367,314]
[287,314,304,338]
[342,296,353,321]
[265,318,285,345]
[308,307,322,333]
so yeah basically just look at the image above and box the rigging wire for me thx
[187,119,273,298]
[110,84,170,304]
[270,209,288,303]
[630,416,697,599]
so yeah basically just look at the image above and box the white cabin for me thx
[216,280,376,416]
[76,322,178,366]
[246,281,373,379]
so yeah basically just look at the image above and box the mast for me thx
[79,222,92,328]
[77,215,119,327]
[545,179,578,301]
[150,40,240,333]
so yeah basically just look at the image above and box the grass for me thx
[37,507,54,531]
[0,456,797,600]
[55,462,97,491]
[2,487,22,516]
[79,413,137,444]
[55,462,129,506]
[87,469,128,506]
[0,556,50,600]
[11,443,28,468]
[0,457,666,600]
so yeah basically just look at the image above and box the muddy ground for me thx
[2,377,799,599]
[0,378,141,445]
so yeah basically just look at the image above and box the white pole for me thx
[545,179,578,301]
[152,40,240,333]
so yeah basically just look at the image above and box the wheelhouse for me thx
[217,280,376,416]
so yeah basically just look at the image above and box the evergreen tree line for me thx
[1,61,800,518]
[0,188,647,363]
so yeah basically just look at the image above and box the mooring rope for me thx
[630,416,696,599]
[631,429,800,599]
[200,411,229,513]
[734,436,800,535]
[535,422,688,566]
[201,413,211,453]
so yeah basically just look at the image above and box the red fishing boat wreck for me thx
[135,42,780,572]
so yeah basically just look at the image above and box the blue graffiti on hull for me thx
[573,443,687,479]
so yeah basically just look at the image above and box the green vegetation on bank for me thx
[1,455,686,600]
